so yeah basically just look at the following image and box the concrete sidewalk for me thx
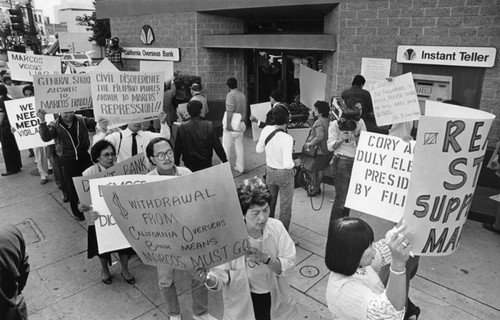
[0,129,499,320]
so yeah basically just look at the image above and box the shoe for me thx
[40,179,49,185]
[102,275,112,285]
[483,223,500,235]
[169,315,182,320]
[404,306,420,319]
[121,272,136,285]
[75,214,85,221]
[193,313,217,320]
[234,166,244,174]
[1,170,20,176]
[63,193,69,203]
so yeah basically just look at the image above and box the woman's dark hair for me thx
[23,85,34,95]
[237,177,272,215]
[0,84,7,96]
[314,100,330,118]
[272,103,290,125]
[352,75,366,86]
[226,77,237,89]
[325,217,374,276]
[269,89,282,102]
[146,137,174,165]
[91,140,116,163]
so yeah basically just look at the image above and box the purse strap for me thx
[265,129,285,146]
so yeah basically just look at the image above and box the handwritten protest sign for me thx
[95,58,119,72]
[345,132,414,222]
[73,153,152,206]
[7,51,61,82]
[250,102,271,142]
[91,71,165,123]
[90,175,171,254]
[403,101,494,256]
[34,74,92,113]
[370,73,420,126]
[6,85,26,99]
[5,97,54,150]
[100,163,249,270]
[140,60,174,82]
[361,58,391,92]
[299,64,326,109]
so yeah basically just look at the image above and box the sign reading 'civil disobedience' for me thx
[91,71,165,123]
[100,163,249,270]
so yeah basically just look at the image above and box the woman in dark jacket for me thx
[0,85,22,176]
[37,109,95,221]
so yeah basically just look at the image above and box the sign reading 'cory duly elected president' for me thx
[5,97,54,150]
[345,132,414,223]
[91,71,165,123]
[403,101,495,256]
[34,74,92,113]
[7,51,61,82]
[100,163,249,270]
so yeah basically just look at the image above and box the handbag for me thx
[302,143,318,157]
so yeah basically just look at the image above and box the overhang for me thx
[201,34,336,51]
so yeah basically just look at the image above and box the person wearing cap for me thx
[174,100,227,172]
[105,37,124,70]
[190,83,209,118]
[223,77,247,174]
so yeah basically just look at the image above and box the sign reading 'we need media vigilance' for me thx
[396,46,496,68]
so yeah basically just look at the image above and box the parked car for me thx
[61,52,93,67]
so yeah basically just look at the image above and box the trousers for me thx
[222,122,246,172]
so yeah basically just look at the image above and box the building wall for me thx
[330,0,499,140]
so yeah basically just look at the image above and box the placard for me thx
[403,101,494,256]
[100,163,249,270]
[6,85,26,99]
[250,102,271,142]
[73,153,152,206]
[345,132,414,222]
[361,58,391,92]
[91,71,165,123]
[299,65,326,109]
[90,174,171,254]
[7,51,61,82]
[34,74,92,113]
[4,97,54,150]
[370,73,421,126]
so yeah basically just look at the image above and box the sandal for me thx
[121,272,136,285]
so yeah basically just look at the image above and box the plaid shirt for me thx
[105,46,123,63]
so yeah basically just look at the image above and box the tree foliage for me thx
[75,1,110,47]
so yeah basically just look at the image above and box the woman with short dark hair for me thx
[325,217,411,320]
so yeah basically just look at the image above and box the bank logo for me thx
[140,25,155,45]
[404,48,417,60]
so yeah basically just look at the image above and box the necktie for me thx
[131,132,138,156]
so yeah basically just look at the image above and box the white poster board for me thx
[91,71,165,123]
[250,102,271,142]
[370,73,421,126]
[299,65,326,109]
[34,74,92,113]
[361,58,391,92]
[140,60,174,82]
[403,101,494,256]
[7,51,61,82]
[90,174,171,254]
[6,85,26,99]
[5,97,54,150]
[345,132,414,222]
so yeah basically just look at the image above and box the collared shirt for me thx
[92,124,170,163]
[147,166,192,177]
[327,119,366,158]
[190,94,209,118]
[256,125,294,169]
[105,46,123,63]
[225,88,247,120]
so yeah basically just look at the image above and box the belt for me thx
[335,154,354,160]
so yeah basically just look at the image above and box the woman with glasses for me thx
[78,140,136,285]
[196,177,297,320]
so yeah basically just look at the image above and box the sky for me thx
[34,0,61,23]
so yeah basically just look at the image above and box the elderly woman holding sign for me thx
[78,140,136,285]
[325,217,413,320]
[195,177,297,320]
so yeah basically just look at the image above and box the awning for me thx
[201,34,336,51]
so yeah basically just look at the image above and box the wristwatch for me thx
[263,255,271,265]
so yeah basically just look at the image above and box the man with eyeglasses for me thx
[145,137,217,320]
[93,112,170,163]
[174,100,227,172]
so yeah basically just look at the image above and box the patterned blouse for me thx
[326,240,405,320]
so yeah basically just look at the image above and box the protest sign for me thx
[73,153,152,206]
[100,163,249,270]
[361,58,391,92]
[6,85,26,99]
[250,102,271,142]
[5,97,54,150]
[403,101,494,256]
[345,132,414,222]
[90,174,171,254]
[91,71,165,123]
[140,60,174,82]
[370,73,421,126]
[95,58,119,72]
[34,74,92,113]
[299,65,326,109]
[7,51,61,82]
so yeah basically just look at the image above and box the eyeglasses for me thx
[153,150,173,161]
[100,152,116,158]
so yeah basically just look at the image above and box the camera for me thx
[337,107,361,131]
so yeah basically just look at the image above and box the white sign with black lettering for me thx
[122,47,180,61]
[397,46,496,68]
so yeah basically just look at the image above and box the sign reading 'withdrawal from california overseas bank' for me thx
[397,46,496,68]
[122,47,180,61]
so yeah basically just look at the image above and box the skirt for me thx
[302,154,331,172]
[87,225,135,261]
